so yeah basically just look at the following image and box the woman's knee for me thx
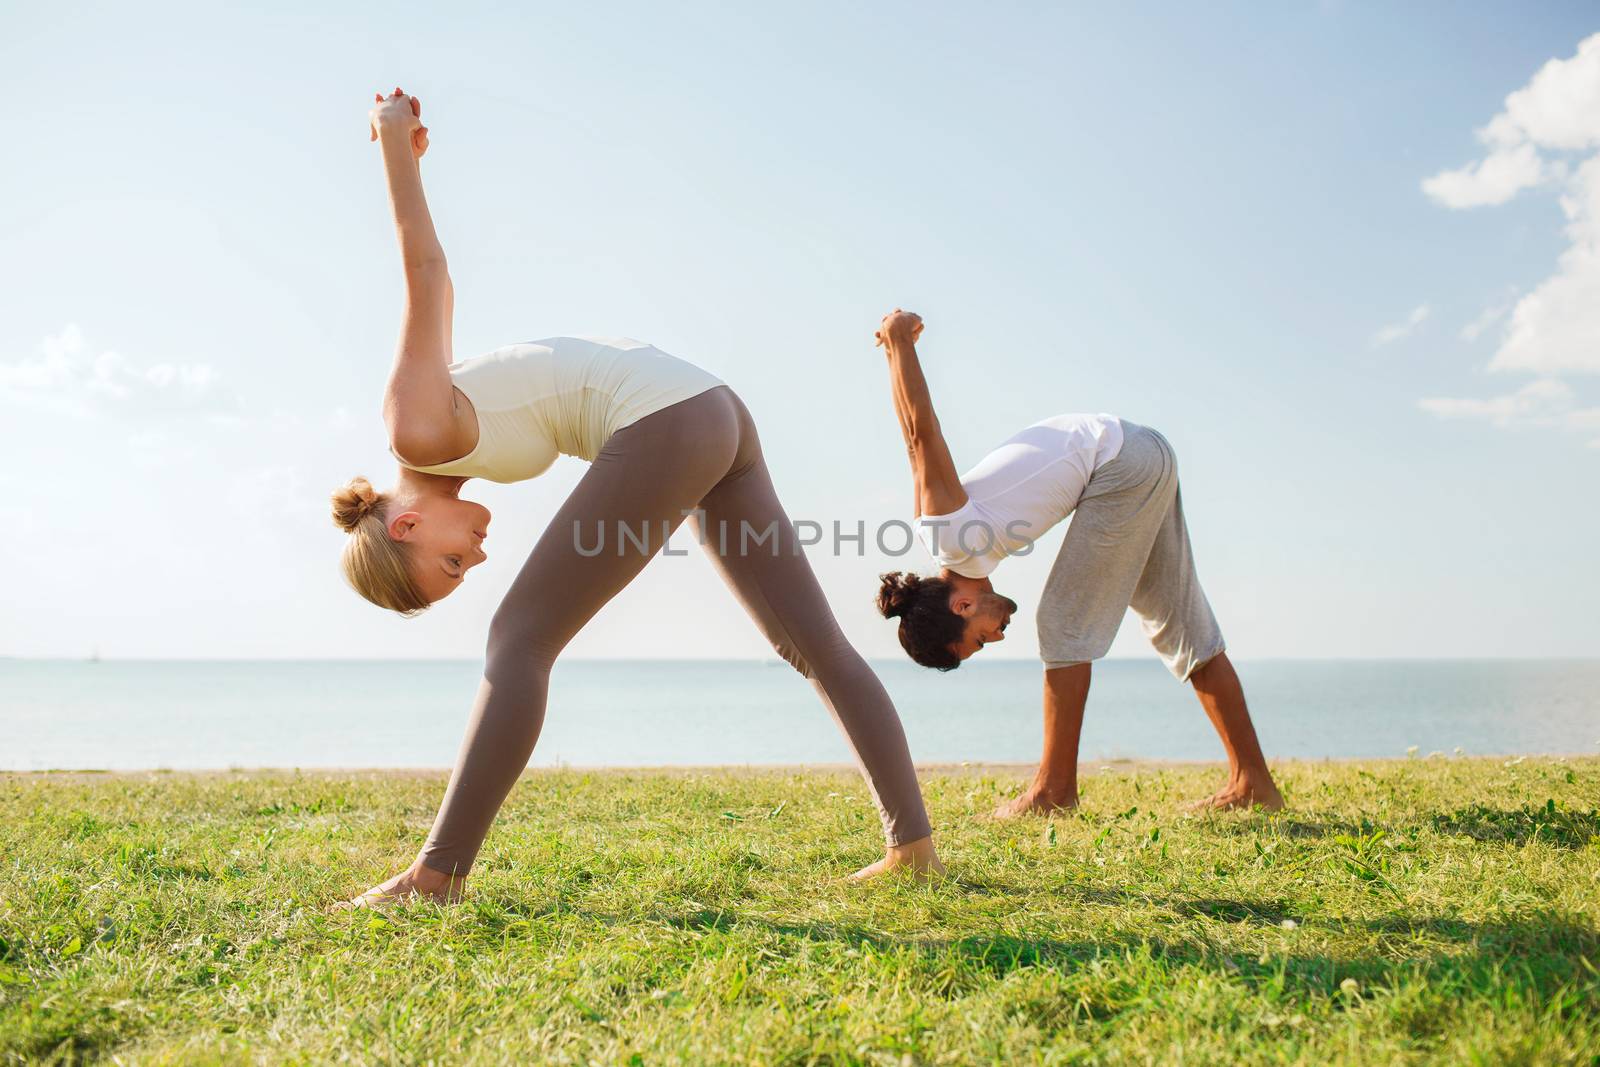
[791,627,870,686]
[761,622,855,682]
[486,609,564,672]
[761,634,814,679]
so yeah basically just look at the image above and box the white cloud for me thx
[1419,378,1572,427]
[1372,303,1430,346]
[1423,32,1600,377]
[1421,142,1547,208]
[1486,33,1600,151]
[1486,154,1600,376]
[1419,378,1600,445]
[1460,294,1515,342]
[0,324,234,419]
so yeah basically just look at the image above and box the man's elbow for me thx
[403,257,450,287]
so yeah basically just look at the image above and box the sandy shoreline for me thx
[4,754,1590,781]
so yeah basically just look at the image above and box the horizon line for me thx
[4,654,1598,665]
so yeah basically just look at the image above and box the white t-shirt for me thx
[918,413,1124,579]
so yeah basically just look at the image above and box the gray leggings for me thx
[418,385,932,875]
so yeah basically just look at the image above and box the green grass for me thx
[2,758,1598,1065]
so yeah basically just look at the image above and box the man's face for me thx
[944,573,1019,661]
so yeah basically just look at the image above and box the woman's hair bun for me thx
[331,476,383,534]
[876,571,923,619]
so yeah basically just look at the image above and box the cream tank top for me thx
[399,336,725,483]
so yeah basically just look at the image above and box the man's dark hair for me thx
[877,571,964,671]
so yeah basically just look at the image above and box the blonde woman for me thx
[334,90,940,905]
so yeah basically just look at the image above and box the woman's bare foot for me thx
[1188,770,1284,813]
[847,836,945,883]
[334,859,468,910]
[993,786,1078,819]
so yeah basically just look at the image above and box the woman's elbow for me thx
[388,425,457,468]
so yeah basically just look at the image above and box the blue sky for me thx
[2,2,1596,661]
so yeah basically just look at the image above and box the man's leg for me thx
[995,662,1091,816]
[1002,423,1179,818]
[1188,652,1282,809]
[1128,431,1282,810]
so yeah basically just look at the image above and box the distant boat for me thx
[87,648,101,664]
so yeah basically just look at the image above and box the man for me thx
[871,309,1282,814]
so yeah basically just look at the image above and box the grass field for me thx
[2,758,1597,1065]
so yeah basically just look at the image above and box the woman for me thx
[335,90,941,906]
[869,308,1282,817]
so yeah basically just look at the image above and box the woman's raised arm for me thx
[874,310,968,519]
[369,88,471,466]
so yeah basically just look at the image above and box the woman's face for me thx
[389,495,492,603]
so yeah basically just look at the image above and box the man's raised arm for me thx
[875,309,968,518]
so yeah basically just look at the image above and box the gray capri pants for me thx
[1036,421,1225,681]
[418,385,932,876]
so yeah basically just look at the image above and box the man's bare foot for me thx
[1188,771,1284,813]
[847,836,945,883]
[993,787,1077,819]
[334,860,468,910]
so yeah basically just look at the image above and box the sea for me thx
[1,658,1596,772]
